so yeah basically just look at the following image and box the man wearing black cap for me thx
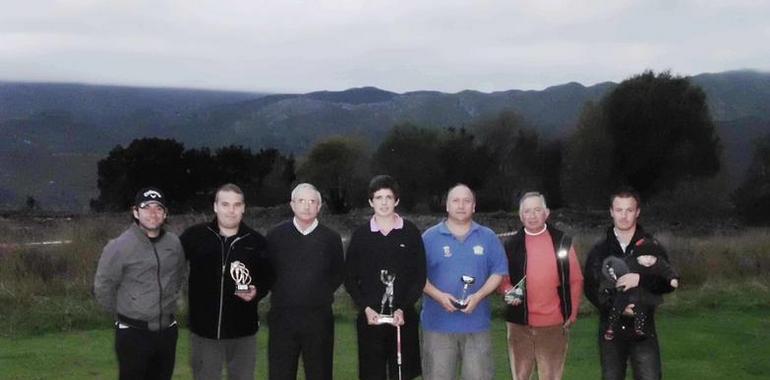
[94,187,186,380]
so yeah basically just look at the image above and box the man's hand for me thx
[616,273,640,291]
[562,317,576,330]
[424,280,458,313]
[461,293,483,314]
[392,309,405,326]
[235,285,257,302]
[364,307,380,325]
[622,303,635,316]
[503,289,522,306]
[436,292,459,313]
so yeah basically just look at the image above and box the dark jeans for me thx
[115,324,178,380]
[268,306,334,380]
[356,309,421,380]
[599,322,661,380]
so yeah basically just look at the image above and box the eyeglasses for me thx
[293,198,319,206]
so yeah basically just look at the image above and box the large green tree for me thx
[372,123,442,211]
[93,139,294,212]
[297,136,370,214]
[564,71,721,206]
[472,112,546,210]
[437,127,492,194]
[93,138,188,211]
[733,134,770,225]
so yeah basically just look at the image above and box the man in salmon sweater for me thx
[499,192,583,380]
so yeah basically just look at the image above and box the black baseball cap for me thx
[135,187,167,209]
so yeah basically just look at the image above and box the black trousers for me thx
[115,324,178,380]
[356,309,421,380]
[599,319,661,380]
[268,306,334,380]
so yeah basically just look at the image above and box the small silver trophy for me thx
[452,274,476,309]
[504,276,526,304]
[229,261,252,294]
[377,269,396,325]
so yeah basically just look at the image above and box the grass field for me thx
[1,308,768,379]
[2,215,769,378]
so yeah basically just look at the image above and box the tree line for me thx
[92,71,770,224]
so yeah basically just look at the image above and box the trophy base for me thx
[234,285,251,294]
[376,315,395,325]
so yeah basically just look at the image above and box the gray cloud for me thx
[1,0,768,93]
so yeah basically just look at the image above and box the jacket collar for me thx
[605,224,648,255]
[208,218,252,238]
[129,223,165,242]
[437,219,480,236]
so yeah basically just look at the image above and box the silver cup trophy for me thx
[377,269,396,324]
[229,261,252,294]
[452,274,476,309]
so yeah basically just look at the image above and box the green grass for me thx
[1,308,768,379]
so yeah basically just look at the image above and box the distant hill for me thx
[1,70,768,211]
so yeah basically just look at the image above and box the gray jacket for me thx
[94,224,185,331]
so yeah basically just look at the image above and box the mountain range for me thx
[1,70,768,211]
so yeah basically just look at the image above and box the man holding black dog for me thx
[584,188,679,380]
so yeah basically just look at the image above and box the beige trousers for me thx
[506,322,569,380]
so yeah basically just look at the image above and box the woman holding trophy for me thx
[344,175,427,380]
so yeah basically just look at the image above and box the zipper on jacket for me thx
[152,242,163,331]
[208,226,249,339]
[522,250,528,325]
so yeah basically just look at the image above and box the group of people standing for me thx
[94,176,678,380]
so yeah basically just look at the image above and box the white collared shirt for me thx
[293,217,319,235]
[613,227,629,252]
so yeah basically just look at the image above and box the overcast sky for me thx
[1,0,769,94]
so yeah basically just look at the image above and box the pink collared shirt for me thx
[370,213,404,236]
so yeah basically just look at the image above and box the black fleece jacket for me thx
[583,225,675,330]
[181,219,271,339]
[344,219,427,314]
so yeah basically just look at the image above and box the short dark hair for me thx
[610,186,641,208]
[215,183,245,203]
[368,175,400,201]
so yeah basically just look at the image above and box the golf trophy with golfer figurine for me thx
[452,274,476,309]
[376,269,404,380]
[229,261,252,294]
[504,275,527,304]
[377,269,396,324]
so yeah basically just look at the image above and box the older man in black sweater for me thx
[266,183,345,380]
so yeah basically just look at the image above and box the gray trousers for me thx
[421,329,494,380]
[190,332,257,380]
